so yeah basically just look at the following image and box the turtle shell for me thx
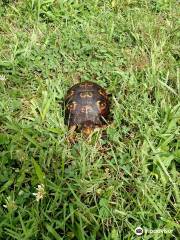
[64,81,110,133]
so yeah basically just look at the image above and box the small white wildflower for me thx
[3,196,17,210]
[18,190,24,196]
[104,168,111,178]
[0,75,6,81]
[33,184,46,202]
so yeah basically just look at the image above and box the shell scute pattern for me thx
[65,81,110,134]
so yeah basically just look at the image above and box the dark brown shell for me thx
[64,81,110,131]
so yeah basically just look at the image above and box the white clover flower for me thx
[3,196,17,210]
[0,75,6,81]
[33,184,46,202]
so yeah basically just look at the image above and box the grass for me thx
[0,0,179,239]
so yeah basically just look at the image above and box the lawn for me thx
[0,0,179,239]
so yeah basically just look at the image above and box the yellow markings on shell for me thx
[80,91,93,98]
[85,83,93,87]
[66,90,74,99]
[68,101,78,111]
[82,127,93,136]
[80,105,93,113]
[96,100,106,110]
[98,89,107,98]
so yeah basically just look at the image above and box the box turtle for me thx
[64,81,110,137]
